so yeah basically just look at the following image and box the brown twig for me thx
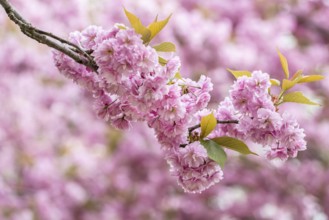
[179,119,239,147]
[0,0,98,72]
[188,119,239,133]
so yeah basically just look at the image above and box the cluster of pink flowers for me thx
[214,71,306,160]
[53,24,306,193]
[167,141,223,193]
[54,24,223,193]
[2,0,329,218]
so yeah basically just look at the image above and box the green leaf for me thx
[158,56,167,65]
[124,8,151,43]
[116,24,127,30]
[277,49,290,79]
[298,75,325,83]
[153,42,176,52]
[174,72,182,79]
[227,69,251,79]
[282,91,320,106]
[141,31,152,44]
[148,14,172,42]
[201,140,227,168]
[291,70,303,81]
[282,79,296,91]
[211,136,258,155]
[270,78,280,86]
[200,113,217,139]
[292,74,303,84]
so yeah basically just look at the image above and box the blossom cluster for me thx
[53,24,307,193]
[166,141,224,193]
[53,25,224,193]
[214,71,306,160]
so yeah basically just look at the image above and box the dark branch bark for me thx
[188,119,239,133]
[179,119,239,147]
[0,0,98,72]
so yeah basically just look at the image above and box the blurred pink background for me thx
[0,0,329,219]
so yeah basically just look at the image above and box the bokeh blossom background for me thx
[0,0,329,219]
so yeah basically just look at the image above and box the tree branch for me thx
[0,0,98,72]
[179,119,239,147]
[188,119,239,133]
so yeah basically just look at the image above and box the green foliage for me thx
[270,50,324,106]
[277,49,290,79]
[148,14,172,42]
[201,140,227,168]
[153,42,176,52]
[116,24,127,30]
[291,70,303,80]
[211,136,258,155]
[174,72,182,79]
[282,79,297,91]
[124,8,151,43]
[158,56,168,65]
[270,78,281,86]
[227,69,251,78]
[200,113,217,138]
[124,8,172,45]
[282,91,320,106]
[298,75,325,83]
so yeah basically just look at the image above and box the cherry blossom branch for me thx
[0,0,98,72]
[0,0,238,142]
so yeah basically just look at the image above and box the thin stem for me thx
[275,101,284,106]
[179,119,239,147]
[0,0,98,72]
[188,119,239,133]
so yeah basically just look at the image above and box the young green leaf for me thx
[282,91,320,106]
[200,113,217,139]
[270,78,280,86]
[277,49,290,79]
[174,72,182,79]
[201,140,227,168]
[153,42,176,52]
[282,79,296,91]
[211,136,258,155]
[116,24,127,30]
[148,14,172,42]
[291,70,303,81]
[292,74,303,84]
[158,56,168,65]
[124,8,151,43]
[227,69,251,79]
[124,8,140,27]
[141,30,151,43]
[298,75,325,83]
